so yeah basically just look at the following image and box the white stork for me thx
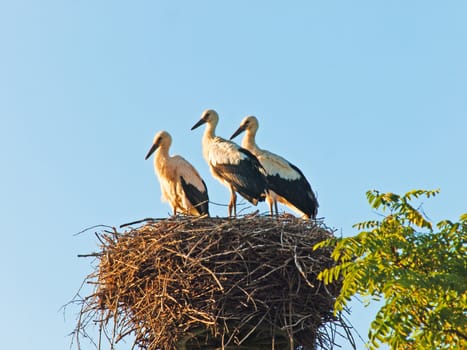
[191,109,268,217]
[230,116,318,219]
[145,130,209,216]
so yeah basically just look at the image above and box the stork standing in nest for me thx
[191,109,268,217]
[230,116,318,219]
[145,130,209,216]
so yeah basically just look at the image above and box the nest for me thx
[73,215,353,350]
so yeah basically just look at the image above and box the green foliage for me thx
[315,189,467,349]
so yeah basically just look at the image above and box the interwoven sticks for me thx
[74,216,352,350]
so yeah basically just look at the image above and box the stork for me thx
[230,116,318,219]
[191,109,268,217]
[145,130,209,216]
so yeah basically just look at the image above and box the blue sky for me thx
[1,1,466,349]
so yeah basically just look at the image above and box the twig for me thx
[74,225,114,236]
[77,253,102,258]
[119,217,157,228]
[70,216,353,350]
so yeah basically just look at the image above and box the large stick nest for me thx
[73,216,353,349]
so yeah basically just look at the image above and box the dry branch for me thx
[72,215,354,350]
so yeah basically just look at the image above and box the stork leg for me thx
[228,186,237,217]
[268,199,274,217]
[267,195,279,219]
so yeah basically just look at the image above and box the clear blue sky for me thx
[1,1,466,349]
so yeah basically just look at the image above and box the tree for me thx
[315,189,466,349]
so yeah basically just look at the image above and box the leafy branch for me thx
[314,189,466,349]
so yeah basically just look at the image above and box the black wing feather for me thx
[267,162,318,219]
[180,176,210,216]
[212,150,267,204]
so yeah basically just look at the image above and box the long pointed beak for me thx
[191,118,207,130]
[145,141,160,160]
[230,124,246,140]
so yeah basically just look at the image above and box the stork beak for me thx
[145,139,160,160]
[191,117,207,130]
[230,124,247,140]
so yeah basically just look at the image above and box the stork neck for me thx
[201,125,216,162]
[203,122,216,141]
[154,147,170,161]
[242,131,261,154]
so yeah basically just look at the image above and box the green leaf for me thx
[322,188,466,350]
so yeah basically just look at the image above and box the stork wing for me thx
[259,151,318,219]
[209,144,267,204]
[257,150,301,180]
[208,138,253,166]
[180,176,209,216]
[173,156,209,216]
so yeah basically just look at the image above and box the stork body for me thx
[145,131,209,216]
[230,116,318,219]
[191,109,267,217]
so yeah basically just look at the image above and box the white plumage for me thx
[230,116,318,219]
[145,130,209,216]
[191,109,268,217]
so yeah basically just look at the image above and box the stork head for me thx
[230,116,259,140]
[191,109,219,130]
[145,130,172,160]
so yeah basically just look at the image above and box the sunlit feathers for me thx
[230,116,318,219]
[191,109,267,217]
[145,130,209,216]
